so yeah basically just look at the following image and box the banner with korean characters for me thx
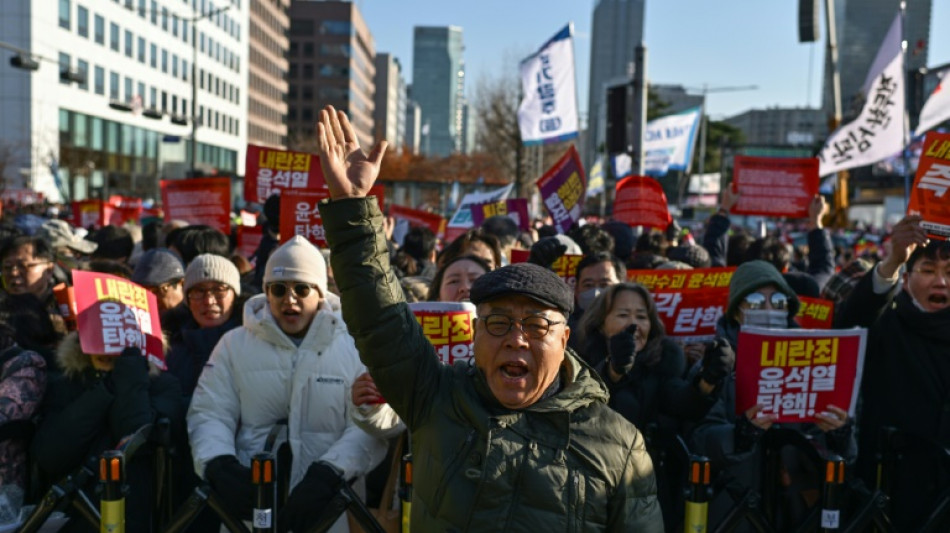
[469,198,531,232]
[795,296,834,329]
[73,199,104,229]
[280,185,385,248]
[73,271,165,369]
[907,131,950,240]
[628,267,735,342]
[735,327,867,424]
[536,145,586,234]
[510,249,583,290]
[732,156,819,218]
[105,196,144,226]
[244,144,325,204]
[408,302,476,366]
[160,177,232,235]
[389,204,447,239]
[613,175,672,231]
[236,225,263,261]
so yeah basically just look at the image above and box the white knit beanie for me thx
[185,254,242,296]
[263,236,327,296]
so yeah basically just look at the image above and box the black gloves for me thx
[608,324,638,375]
[528,237,568,268]
[205,455,255,521]
[279,462,345,533]
[700,337,735,386]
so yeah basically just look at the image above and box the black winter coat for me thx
[163,302,243,397]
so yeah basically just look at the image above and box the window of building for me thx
[161,49,167,73]
[288,63,297,78]
[181,59,188,81]
[77,5,88,37]
[172,15,178,37]
[303,43,314,57]
[94,14,104,44]
[161,7,168,31]
[289,42,298,56]
[288,86,297,100]
[302,65,313,79]
[59,0,70,30]
[77,59,89,90]
[150,87,157,107]
[137,82,145,102]
[182,20,189,43]
[124,77,133,101]
[137,0,145,17]
[161,91,167,112]
[172,54,178,77]
[109,22,119,51]
[150,0,157,24]
[150,43,157,68]
[302,108,313,122]
[58,53,70,85]
[302,86,313,100]
[91,117,103,150]
[138,37,145,63]
[289,19,314,36]
[171,95,178,113]
[94,66,104,94]
[320,21,351,36]
[124,30,133,58]
[109,71,119,99]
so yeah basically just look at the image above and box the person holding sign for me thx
[690,260,855,528]
[316,106,662,531]
[835,215,950,530]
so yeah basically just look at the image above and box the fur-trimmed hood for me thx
[56,331,166,379]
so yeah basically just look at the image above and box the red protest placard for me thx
[390,204,446,238]
[732,156,819,218]
[536,145,586,234]
[796,296,834,329]
[73,200,104,229]
[279,185,385,248]
[244,144,325,203]
[907,131,950,240]
[236,225,263,260]
[735,327,867,423]
[73,271,165,369]
[160,177,232,234]
[628,267,735,342]
[510,250,583,290]
[408,302,476,365]
[105,196,143,226]
[469,199,531,232]
[613,176,672,230]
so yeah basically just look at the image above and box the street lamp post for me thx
[188,6,230,177]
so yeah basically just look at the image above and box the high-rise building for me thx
[823,0,931,118]
[461,100,476,154]
[587,0,645,164]
[404,98,422,155]
[412,26,464,157]
[247,0,290,149]
[374,53,407,151]
[1,0,249,201]
[286,0,375,150]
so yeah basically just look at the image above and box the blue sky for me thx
[359,0,950,122]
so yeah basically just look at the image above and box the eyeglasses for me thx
[912,266,950,283]
[743,291,789,310]
[147,280,182,296]
[267,282,318,300]
[479,314,564,339]
[1,261,51,275]
[187,285,232,301]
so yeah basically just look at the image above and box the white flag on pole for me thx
[916,68,950,136]
[643,107,702,176]
[517,24,579,145]
[818,14,904,177]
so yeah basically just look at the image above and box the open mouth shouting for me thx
[500,361,530,383]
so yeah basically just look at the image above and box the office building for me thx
[724,107,828,147]
[374,52,407,151]
[247,0,290,149]
[412,26,464,157]
[587,0,645,164]
[404,98,421,155]
[651,84,704,115]
[0,0,249,201]
[286,0,375,150]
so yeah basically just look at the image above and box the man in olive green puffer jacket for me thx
[317,105,663,532]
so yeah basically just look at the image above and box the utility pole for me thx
[689,84,758,175]
[630,43,648,176]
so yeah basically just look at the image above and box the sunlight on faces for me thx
[148,279,184,312]
[601,289,650,352]
[1,244,53,297]
[473,295,569,410]
[577,261,620,293]
[439,259,488,302]
[267,282,322,338]
[904,257,950,312]
[187,282,235,328]
[463,241,497,270]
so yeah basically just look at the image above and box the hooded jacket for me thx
[323,197,663,532]
[187,294,387,494]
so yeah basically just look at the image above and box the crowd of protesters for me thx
[0,131,945,531]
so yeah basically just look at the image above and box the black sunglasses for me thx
[267,282,318,299]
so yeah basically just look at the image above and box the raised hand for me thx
[316,105,388,200]
[879,214,929,278]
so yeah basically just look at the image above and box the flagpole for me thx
[899,1,910,204]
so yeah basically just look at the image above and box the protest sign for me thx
[389,204,447,238]
[735,327,867,423]
[469,198,530,232]
[240,210,258,227]
[73,199,104,229]
[446,184,514,242]
[73,271,164,369]
[613,175,672,230]
[161,177,231,234]
[517,24,579,145]
[408,302,476,365]
[628,267,735,342]
[643,107,702,176]
[280,185,385,248]
[244,144,325,203]
[236,225,263,260]
[105,196,143,226]
[536,145,586,234]
[907,131,950,239]
[796,296,835,329]
[732,156,819,218]
[510,249,583,289]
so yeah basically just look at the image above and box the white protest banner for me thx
[818,14,904,176]
[445,184,514,241]
[644,107,702,176]
[517,24,579,145]
[916,68,950,136]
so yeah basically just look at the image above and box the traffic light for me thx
[9,54,40,71]
[606,84,628,154]
[798,0,819,43]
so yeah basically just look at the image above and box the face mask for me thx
[577,288,603,311]
[742,309,788,329]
